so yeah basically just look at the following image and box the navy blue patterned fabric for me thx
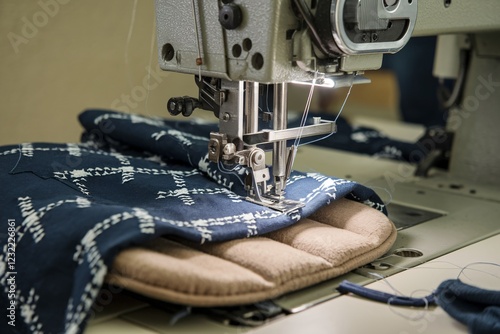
[436,279,500,334]
[0,110,386,334]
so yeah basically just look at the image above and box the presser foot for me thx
[246,165,304,213]
[245,195,304,214]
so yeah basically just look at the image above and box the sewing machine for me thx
[155,0,500,209]
[86,0,500,332]
[155,0,418,211]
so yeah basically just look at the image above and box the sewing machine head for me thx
[154,0,418,211]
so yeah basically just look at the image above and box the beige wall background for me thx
[0,0,198,146]
[0,0,398,146]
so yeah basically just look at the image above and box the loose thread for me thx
[355,261,500,321]
[191,0,203,81]
[298,77,355,147]
[125,0,138,90]
[217,161,246,187]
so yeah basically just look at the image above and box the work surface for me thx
[252,233,500,334]
[85,234,499,334]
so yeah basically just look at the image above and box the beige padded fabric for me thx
[106,198,396,306]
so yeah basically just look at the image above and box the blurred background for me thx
[0,0,439,146]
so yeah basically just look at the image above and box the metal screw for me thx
[325,64,338,73]
[253,153,264,164]
[209,142,218,154]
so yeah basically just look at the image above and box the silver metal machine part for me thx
[155,0,418,210]
[330,0,417,55]
[272,83,288,197]
[156,0,418,81]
